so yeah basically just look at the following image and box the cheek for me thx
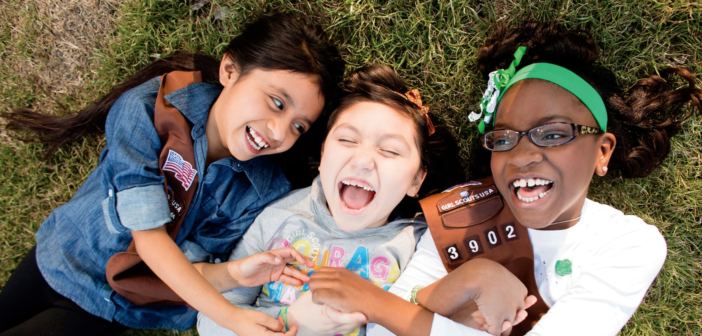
[379,160,419,195]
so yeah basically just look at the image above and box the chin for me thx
[335,219,368,233]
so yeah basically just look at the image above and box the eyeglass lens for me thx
[484,123,575,151]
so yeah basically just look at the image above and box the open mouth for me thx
[246,125,270,151]
[339,179,376,212]
[512,178,554,203]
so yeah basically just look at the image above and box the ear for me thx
[595,133,616,176]
[219,54,240,87]
[407,168,428,198]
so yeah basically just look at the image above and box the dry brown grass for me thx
[0,0,120,118]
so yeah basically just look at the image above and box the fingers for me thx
[271,248,314,268]
[257,313,284,333]
[514,309,528,326]
[283,265,309,281]
[524,295,538,309]
[324,304,367,324]
[284,325,298,336]
[499,321,513,336]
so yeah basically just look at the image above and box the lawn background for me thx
[1,0,700,335]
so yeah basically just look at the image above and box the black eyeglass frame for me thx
[481,122,603,152]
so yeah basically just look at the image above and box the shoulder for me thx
[583,199,667,265]
[113,77,162,110]
[256,185,314,221]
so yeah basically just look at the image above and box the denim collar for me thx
[165,82,222,126]
[165,82,279,198]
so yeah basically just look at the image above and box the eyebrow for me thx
[335,124,411,149]
[494,114,574,129]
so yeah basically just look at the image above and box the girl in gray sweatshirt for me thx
[197,65,464,336]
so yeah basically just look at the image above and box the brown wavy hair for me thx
[472,22,701,179]
[327,65,465,219]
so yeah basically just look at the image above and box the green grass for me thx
[1,0,701,335]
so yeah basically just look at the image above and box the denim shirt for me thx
[34,77,291,330]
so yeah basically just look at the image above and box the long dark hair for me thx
[3,13,345,187]
[326,65,465,220]
[472,22,701,178]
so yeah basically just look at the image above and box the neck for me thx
[205,107,230,167]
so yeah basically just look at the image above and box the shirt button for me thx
[214,258,221,264]
[108,189,113,197]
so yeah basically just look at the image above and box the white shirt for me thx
[367,199,667,336]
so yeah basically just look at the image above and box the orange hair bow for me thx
[396,89,436,136]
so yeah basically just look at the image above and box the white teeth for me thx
[513,178,554,203]
[513,178,553,188]
[516,187,553,203]
[247,126,269,150]
[341,180,375,192]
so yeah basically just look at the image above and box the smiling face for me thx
[206,57,325,163]
[319,101,426,232]
[491,79,615,230]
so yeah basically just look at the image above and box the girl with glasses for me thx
[305,23,701,336]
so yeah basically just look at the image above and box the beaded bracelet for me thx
[278,306,289,331]
[410,285,424,306]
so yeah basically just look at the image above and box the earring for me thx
[602,166,608,173]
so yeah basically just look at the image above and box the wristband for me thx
[410,285,424,306]
[278,306,289,331]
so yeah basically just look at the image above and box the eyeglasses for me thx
[482,122,603,152]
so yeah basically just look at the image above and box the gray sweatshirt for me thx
[197,176,426,336]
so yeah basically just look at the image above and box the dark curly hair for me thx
[3,13,346,188]
[327,64,465,219]
[472,22,701,178]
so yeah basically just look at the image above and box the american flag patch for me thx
[162,150,197,191]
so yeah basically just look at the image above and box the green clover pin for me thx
[555,259,572,276]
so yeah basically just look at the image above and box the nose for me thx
[507,135,544,168]
[350,148,375,172]
[266,117,288,145]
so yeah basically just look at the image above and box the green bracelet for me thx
[410,285,424,305]
[278,306,289,331]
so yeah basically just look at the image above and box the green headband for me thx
[469,47,608,132]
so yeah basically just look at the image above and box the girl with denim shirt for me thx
[0,14,344,336]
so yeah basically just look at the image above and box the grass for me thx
[1,0,700,335]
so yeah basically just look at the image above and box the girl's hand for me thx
[286,291,366,335]
[308,267,381,319]
[226,307,299,336]
[450,296,537,336]
[229,248,315,288]
[417,258,533,336]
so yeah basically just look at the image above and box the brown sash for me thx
[419,176,549,335]
[105,71,203,306]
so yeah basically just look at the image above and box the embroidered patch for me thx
[463,235,484,258]
[443,181,482,193]
[437,185,497,213]
[163,150,197,191]
[501,221,520,242]
[444,244,463,263]
[484,226,502,249]
[555,259,572,276]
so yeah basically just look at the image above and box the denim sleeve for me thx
[102,77,172,232]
